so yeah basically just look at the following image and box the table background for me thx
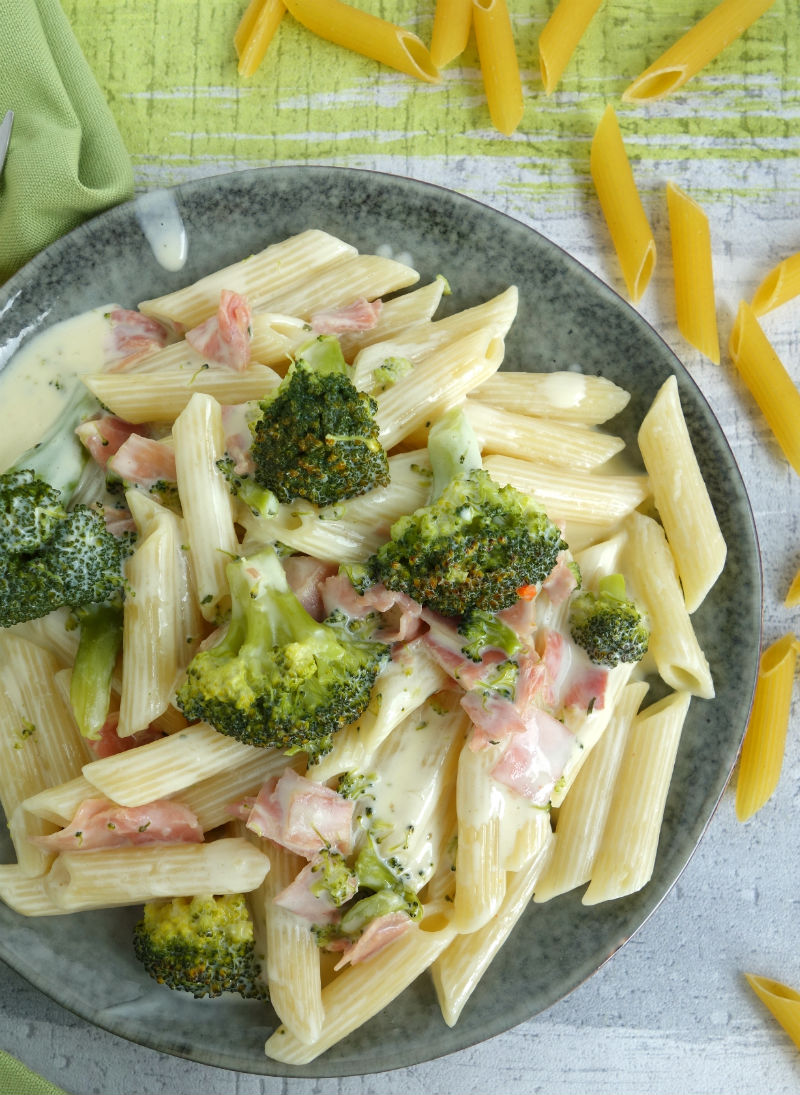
[2,1,800,1092]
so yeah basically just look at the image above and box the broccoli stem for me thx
[12,386,99,501]
[427,406,483,500]
[69,602,124,739]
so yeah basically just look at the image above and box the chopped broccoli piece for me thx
[458,608,523,662]
[309,849,359,907]
[0,470,64,555]
[371,355,413,393]
[474,658,520,702]
[368,407,567,617]
[216,454,278,519]
[132,894,265,999]
[175,545,390,758]
[568,573,649,667]
[69,603,124,740]
[250,336,390,507]
[12,385,99,499]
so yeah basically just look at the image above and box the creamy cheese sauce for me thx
[134,189,188,273]
[0,308,113,471]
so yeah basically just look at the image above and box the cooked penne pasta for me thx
[257,254,419,319]
[622,511,715,699]
[0,866,66,917]
[340,280,448,359]
[281,0,440,83]
[454,737,507,932]
[637,375,726,613]
[235,0,286,77]
[590,105,656,303]
[745,974,800,1050]
[666,181,720,364]
[538,0,603,95]
[430,0,473,68]
[728,301,800,475]
[751,252,800,316]
[623,0,778,102]
[583,690,692,904]
[735,633,799,822]
[473,370,630,425]
[472,0,524,136]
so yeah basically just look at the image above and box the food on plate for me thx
[0,229,724,1063]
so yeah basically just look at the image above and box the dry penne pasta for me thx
[623,0,778,102]
[728,301,800,475]
[472,0,524,136]
[235,0,286,77]
[786,568,800,608]
[538,0,603,95]
[430,0,473,68]
[751,252,800,316]
[745,974,800,1050]
[666,181,720,364]
[637,374,726,613]
[590,105,656,303]
[735,633,799,822]
[281,0,440,83]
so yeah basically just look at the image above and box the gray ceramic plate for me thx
[0,167,761,1078]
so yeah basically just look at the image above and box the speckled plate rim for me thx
[0,165,763,1079]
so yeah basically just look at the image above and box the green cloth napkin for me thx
[0,0,134,284]
[0,1051,68,1095]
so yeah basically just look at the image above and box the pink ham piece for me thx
[185,290,252,371]
[243,768,354,858]
[85,712,163,759]
[320,574,425,643]
[75,414,148,470]
[563,663,609,713]
[333,911,412,970]
[462,689,527,750]
[541,553,579,605]
[30,797,202,851]
[310,298,382,335]
[273,852,358,926]
[490,707,576,806]
[220,403,256,476]
[107,433,177,490]
[103,308,172,370]
[282,555,339,621]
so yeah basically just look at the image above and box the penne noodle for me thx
[728,301,800,475]
[281,0,440,83]
[735,633,799,822]
[786,567,800,608]
[22,776,99,827]
[623,0,778,102]
[538,0,603,95]
[666,181,720,364]
[257,254,420,320]
[534,681,649,902]
[745,974,800,1051]
[264,909,456,1064]
[430,0,473,68]
[590,105,656,303]
[83,363,281,425]
[751,252,800,316]
[472,0,524,136]
[622,511,715,699]
[235,0,286,77]
[474,370,630,425]
[45,838,270,912]
[454,737,507,932]
[0,866,66,917]
[340,280,448,360]
[433,826,553,1026]
[583,690,691,904]
[637,375,726,613]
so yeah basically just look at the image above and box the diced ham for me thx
[541,554,579,605]
[462,689,527,750]
[76,414,148,469]
[563,663,609,713]
[333,911,412,970]
[497,596,538,642]
[283,555,339,621]
[104,308,172,371]
[273,851,358,926]
[490,707,575,806]
[107,434,177,489]
[320,575,425,643]
[185,289,252,371]
[310,298,382,335]
[85,712,163,759]
[420,610,511,691]
[243,768,354,858]
[30,797,202,851]
[220,403,256,476]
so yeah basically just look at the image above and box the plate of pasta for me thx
[0,167,761,1077]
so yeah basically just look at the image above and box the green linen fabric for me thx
[0,1051,68,1095]
[0,0,133,283]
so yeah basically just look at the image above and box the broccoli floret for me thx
[216,454,278,520]
[69,602,124,740]
[568,573,649,667]
[0,470,64,555]
[309,849,359,907]
[175,545,390,758]
[250,336,390,506]
[132,894,265,999]
[458,608,523,662]
[367,407,567,617]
